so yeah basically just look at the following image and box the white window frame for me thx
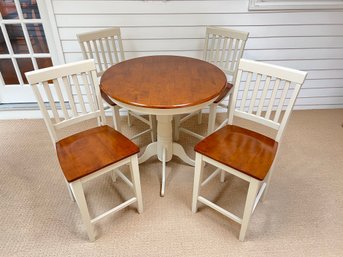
[0,0,64,103]
[249,0,343,10]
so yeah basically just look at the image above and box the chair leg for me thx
[197,110,202,124]
[207,103,218,135]
[111,169,118,182]
[129,155,143,214]
[127,111,132,127]
[149,115,157,142]
[239,179,259,241]
[70,180,95,241]
[111,106,121,132]
[192,153,205,213]
[65,178,75,201]
[220,170,225,182]
[261,162,275,202]
[174,115,180,141]
[152,115,157,142]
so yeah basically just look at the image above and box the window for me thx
[0,0,61,103]
[249,0,343,10]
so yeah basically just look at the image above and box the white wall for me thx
[51,0,343,109]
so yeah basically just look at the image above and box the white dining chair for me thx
[77,27,156,141]
[25,59,143,241]
[192,59,307,241]
[174,27,249,140]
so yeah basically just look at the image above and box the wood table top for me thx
[100,55,227,109]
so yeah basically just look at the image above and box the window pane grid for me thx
[0,0,52,86]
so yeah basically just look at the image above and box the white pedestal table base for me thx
[138,115,195,196]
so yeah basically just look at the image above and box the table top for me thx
[100,55,227,109]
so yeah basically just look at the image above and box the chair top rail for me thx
[239,59,307,84]
[206,26,249,41]
[77,27,121,42]
[26,60,96,85]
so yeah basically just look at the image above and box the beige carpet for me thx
[0,109,343,257]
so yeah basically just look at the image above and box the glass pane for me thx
[20,0,40,19]
[0,59,19,84]
[0,0,19,19]
[6,24,29,54]
[27,24,49,53]
[0,28,9,54]
[17,58,33,84]
[36,58,52,69]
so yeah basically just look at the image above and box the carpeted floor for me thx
[0,109,343,257]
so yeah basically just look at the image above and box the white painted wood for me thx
[238,59,307,84]
[77,27,155,140]
[77,27,124,76]
[192,153,204,213]
[198,196,243,225]
[129,155,143,213]
[192,59,307,241]
[26,60,144,241]
[53,1,248,14]
[179,127,205,141]
[91,197,137,224]
[253,182,267,213]
[239,179,259,241]
[201,168,221,187]
[172,143,195,166]
[138,142,158,164]
[178,26,248,139]
[115,170,133,189]
[230,59,307,142]
[55,12,343,27]
[58,25,343,40]
[249,0,343,10]
[207,103,218,135]
[70,181,95,241]
[0,0,62,103]
[111,96,215,196]
[161,146,166,197]
[173,115,180,141]
[62,36,343,54]
[11,0,339,110]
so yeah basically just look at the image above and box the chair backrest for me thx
[228,59,307,142]
[25,59,107,144]
[77,27,125,77]
[203,27,249,83]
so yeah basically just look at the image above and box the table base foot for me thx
[161,146,166,197]
[172,143,195,166]
[138,142,157,164]
[138,142,194,197]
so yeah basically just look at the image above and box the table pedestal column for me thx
[138,115,195,196]
[157,115,173,162]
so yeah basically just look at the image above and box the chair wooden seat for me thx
[195,125,278,181]
[57,125,139,182]
[214,82,233,104]
[192,59,307,241]
[25,60,143,241]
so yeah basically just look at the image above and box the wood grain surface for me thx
[100,56,227,109]
[195,125,278,181]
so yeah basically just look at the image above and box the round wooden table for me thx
[100,55,227,196]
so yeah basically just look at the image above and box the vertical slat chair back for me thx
[25,60,106,143]
[203,27,249,83]
[77,27,125,77]
[228,59,307,142]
